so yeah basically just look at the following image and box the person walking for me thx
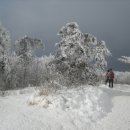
[108,68,114,88]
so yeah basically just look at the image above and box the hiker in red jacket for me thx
[108,68,114,88]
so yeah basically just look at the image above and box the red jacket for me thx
[109,71,114,79]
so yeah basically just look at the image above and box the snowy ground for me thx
[0,84,130,130]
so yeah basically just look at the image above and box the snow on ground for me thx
[93,84,130,130]
[0,84,130,130]
[94,96,130,130]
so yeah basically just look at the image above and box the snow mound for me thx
[28,86,105,125]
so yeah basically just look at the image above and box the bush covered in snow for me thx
[118,56,130,64]
[117,56,130,84]
[5,55,55,89]
[114,71,130,85]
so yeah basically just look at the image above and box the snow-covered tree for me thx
[53,22,111,86]
[0,23,10,73]
[0,23,11,89]
[15,36,44,87]
[94,41,111,70]
[15,36,43,62]
[118,56,130,64]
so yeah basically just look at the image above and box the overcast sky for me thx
[0,0,130,71]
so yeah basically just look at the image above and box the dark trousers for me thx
[109,79,113,88]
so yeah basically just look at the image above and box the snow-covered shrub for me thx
[52,22,111,86]
[118,56,130,64]
[37,55,65,91]
[19,54,61,91]
[29,55,55,86]
[114,71,130,84]
[4,55,49,89]
[117,56,130,84]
